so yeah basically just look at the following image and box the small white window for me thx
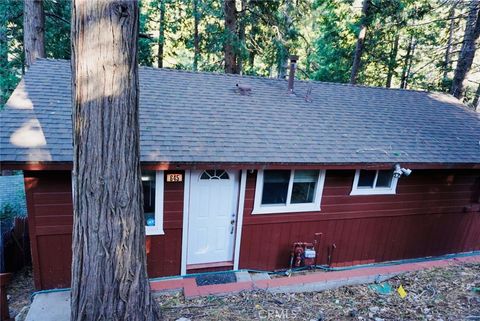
[252,169,326,214]
[141,170,164,235]
[350,169,398,195]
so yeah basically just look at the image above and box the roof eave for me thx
[2,161,480,171]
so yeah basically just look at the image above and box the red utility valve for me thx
[290,242,316,268]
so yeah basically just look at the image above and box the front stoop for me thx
[25,291,70,321]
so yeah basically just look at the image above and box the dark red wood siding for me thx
[24,170,183,290]
[238,169,480,270]
[25,168,480,290]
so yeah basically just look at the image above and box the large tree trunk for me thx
[350,0,370,84]
[193,0,200,71]
[451,1,480,99]
[443,3,456,80]
[71,1,159,320]
[385,32,399,88]
[224,0,237,74]
[157,0,165,68]
[24,0,45,68]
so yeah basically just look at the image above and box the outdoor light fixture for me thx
[393,164,412,178]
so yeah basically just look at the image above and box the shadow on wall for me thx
[0,171,29,273]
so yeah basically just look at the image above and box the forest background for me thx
[3,0,480,110]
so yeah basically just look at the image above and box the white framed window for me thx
[141,170,165,235]
[252,169,326,215]
[350,169,398,196]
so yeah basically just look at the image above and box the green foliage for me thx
[0,202,17,220]
[0,0,71,109]
[0,0,23,108]
[44,0,71,59]
[309,0,355,83]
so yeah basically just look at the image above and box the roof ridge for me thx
[35,58,452,97]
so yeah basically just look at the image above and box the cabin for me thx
[1,59,479,290]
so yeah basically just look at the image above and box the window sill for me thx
[252,205,321,215]
[146,227,165,236]
[350,188,396,196]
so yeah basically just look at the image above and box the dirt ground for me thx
[156,263,480,321]
[5,263,479,321]
[6,266,34,320]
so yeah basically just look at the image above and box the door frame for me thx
[180,169,247,275]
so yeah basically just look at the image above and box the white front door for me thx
[187,169,239,265]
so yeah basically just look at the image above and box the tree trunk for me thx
[236,0,246,74]
[386,32,399,88]
[248,23,259,70]
[71,1,159,320]
[400,35,415,89]
[277,0,292,79]
[443,3,456,80]
[157,0,165,68]
[350,0,370,84]
[277,47,288,79]
[193,0,200,71]
[24,0,45,68]
[472,82,480,108]
[451,1,480,99]
[224,0,237,74]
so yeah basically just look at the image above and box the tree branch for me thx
[45,12,69,24]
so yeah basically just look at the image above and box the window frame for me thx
[145,170,165,236]
[350,169,398,196]
[252,169,326,215]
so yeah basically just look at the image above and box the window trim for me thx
[350,169,398,196]
[252,169,326,215]
[145,170,165,236]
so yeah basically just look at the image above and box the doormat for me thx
[194,272,237,287]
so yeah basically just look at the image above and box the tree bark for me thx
[71,1,159,320]
[224,0,237,74]
[350,0,370,84]
[193,0,200,71]
[443,3,456,80]
[386,32,399,88]
[24,0,45,68]
[451,1,480,99]
[157,0,165,68]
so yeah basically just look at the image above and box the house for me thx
[1,59,479,290]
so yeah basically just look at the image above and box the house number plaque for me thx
[166,173,183,182]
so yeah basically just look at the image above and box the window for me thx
[200,169,229,180]
[350,169,398,195]
[253,169,326,214]
[141,170,164,235]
